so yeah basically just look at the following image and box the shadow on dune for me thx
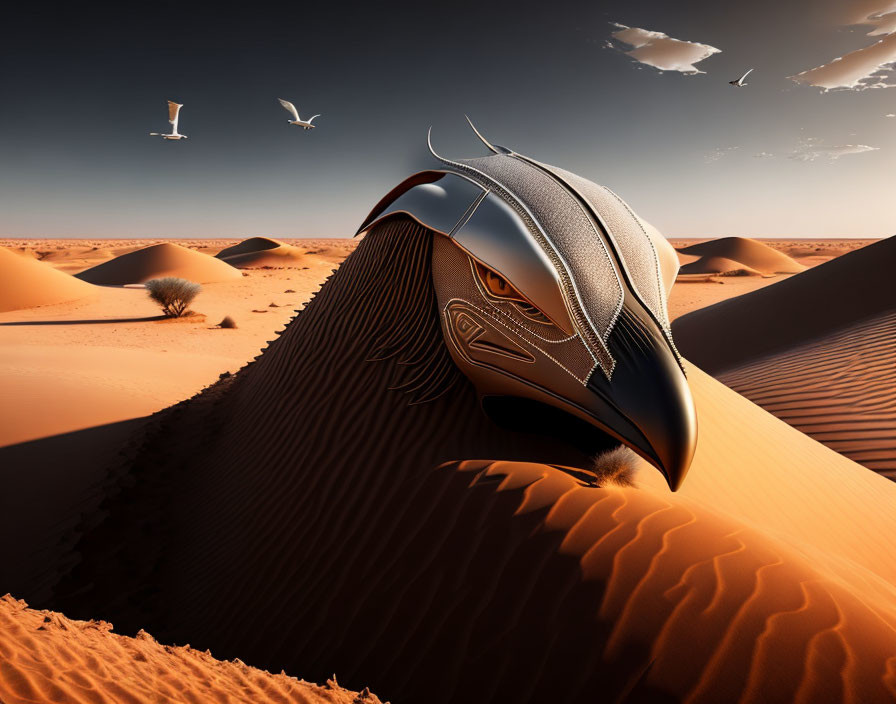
[0,316,166,326]
[673,237,896,479]
[672,237,894,374]
[0,418,149,602]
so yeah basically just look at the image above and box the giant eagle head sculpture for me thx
[356,119,697,490]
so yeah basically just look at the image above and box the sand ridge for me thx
[672,238,896,477]
[452,459,896,702]
[673,236,896,371]
[0,594,383,704]
[0,247,95,313]
[664,238,876,323]
[75,242,242,285]
[718,310,896,479]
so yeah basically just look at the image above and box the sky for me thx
[1,0,894,239]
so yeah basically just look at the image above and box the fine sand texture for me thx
[0,595,382,704]
[719,312,896,479]
[216,236,309,268]
[0,247,95,313]
[75,242,243,285]
[674,237,896,479]
[14,221,894,703]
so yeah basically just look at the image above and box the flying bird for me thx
[149,101,188,140]
[278,98,320,130]
[729,68,753,87]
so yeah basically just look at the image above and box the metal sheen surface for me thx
[451,192,573,335]
[361,173,485,236]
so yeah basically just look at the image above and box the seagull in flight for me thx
[729,69,753,87]
[149,101,188,140]
[278,99,320,130]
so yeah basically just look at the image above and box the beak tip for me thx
[656,418,697,492]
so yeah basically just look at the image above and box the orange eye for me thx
[478,264,526,302]
[475,263,553,326]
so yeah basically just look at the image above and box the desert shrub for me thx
[591,446,638,487]
[145,277,201,318]
[219,315,237,329]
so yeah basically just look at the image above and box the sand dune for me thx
[217,236,308,268]
[14,220,892,703]
[718,312,896,479]
[0,595,382,704]
[216,236,284,259]
[666,238,877,322]
[672,238,895,478]
[677,236,805,274]
[0,244,354,450]
[679,255,761,276]
[673,237,893,371]
[0,247,94,313]
[75,242,242,285]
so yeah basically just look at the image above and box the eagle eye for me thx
[474,262,553,326]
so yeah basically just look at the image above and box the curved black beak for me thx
[585,311,697,491]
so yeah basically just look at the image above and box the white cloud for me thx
[790,4,896,91]
[886,112,896,116]
[610,23,721,75]
[790,33,896,90]
[847,1,896,35]
[788,138,880,161]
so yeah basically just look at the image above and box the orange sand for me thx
[676,237,805,274]
[666,238,874,321]
[1,234,892,703]
[0,595,382,704]
[0,247,95,313]
[674,237,896,479]
[0,239,355,446]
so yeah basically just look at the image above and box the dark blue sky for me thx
[1,0,893,238]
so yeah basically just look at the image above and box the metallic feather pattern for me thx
[355,122,697,490]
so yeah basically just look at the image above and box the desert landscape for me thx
[4,0,896,699]
[0,238,353,447]
[1,231,895,702]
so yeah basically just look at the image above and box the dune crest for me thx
[0,595,382,704]
[677,237,805,275]
[75,242,241,285]
[673,238,896,478]
[0,246,94,313]
[216,236,308,268]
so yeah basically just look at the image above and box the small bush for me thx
[145,277,201,318]
[591,446,638,487]
[219,315,237,329]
